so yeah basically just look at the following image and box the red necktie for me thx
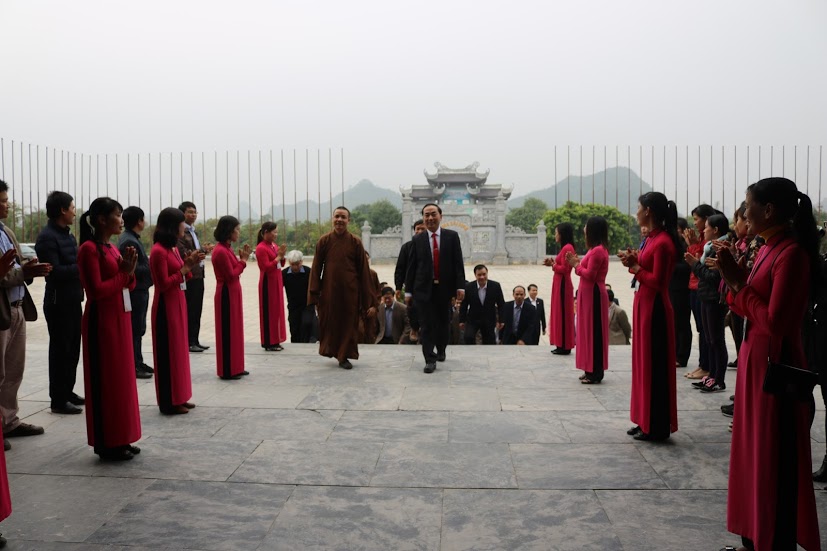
[432,232,440,280]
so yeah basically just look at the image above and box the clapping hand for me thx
[184,250,203,268]
[683,251,699,266]
[683,228,699,246]
[542,257,553,266]
[21,257,52,278]
[119,247,137,275]
[714,246,748,294]
[238,244,252,262]
[203,242,216,253]
[565,251,579,268]
[278,244,288,257]
[0,249,17,279]
[617,248,637,268]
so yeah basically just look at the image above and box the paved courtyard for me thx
[3,262,827,550]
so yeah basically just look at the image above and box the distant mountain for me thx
[508,167,652,216]
[256,179,402,223]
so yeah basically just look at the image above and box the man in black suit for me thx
[526,283,546,346]
[458,264,504,345]
[395,219,426,337]
[118,207,153,379]
[499,285,537,345]
[405,203,466,373]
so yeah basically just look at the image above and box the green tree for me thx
[506,198,548,233]
[350,199,402,235]
[543,201,639,254]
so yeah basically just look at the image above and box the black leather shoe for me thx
[4,423,44,438]
[197,343,210,350]
[240,370,250,376]
[424,362,436,374]
[0,532,7,548]
[3,439,9,451]
[220,375,243,380]
[189,345,204,353]
[140,363,154,374]
[123,444,141,455]
[339,360,353,370]
[551,348,571,355]
[437,352,446,362]
[69,394,85,405]
[813,455,827,482]
[265,346,279,352]
[136,369,152,379]
[626,425,641,436]
[633,431,669,442]
[51,402,82,415]
[98,448,134,462]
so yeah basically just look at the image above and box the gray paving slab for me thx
[1,475,153,543]
[297,384,406,411]
[441,489,624,551]
[498,387,606,411]
[370,442,517,489]
[260,486,443,551]
[228,440,384,486]
[88,480,294,551]
[634,438,731,490]
[212,408,342,441]
[329,410,450,443]
[448,411,570,443]
[399,386,501,411]
[510,443,666,490]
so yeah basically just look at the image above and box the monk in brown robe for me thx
[308,207,378,369]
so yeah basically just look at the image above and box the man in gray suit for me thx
[375,287,411,344]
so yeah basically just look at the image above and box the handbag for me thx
[763,359,819,402]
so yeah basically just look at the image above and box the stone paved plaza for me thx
[3,263,827,550]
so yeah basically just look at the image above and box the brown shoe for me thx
[4,422,45,438]
[183,402,196,409]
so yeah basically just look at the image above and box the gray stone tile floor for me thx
[1,262,826,549]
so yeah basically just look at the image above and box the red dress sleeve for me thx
[553,244,574,274]
[634,238,672,289]
[575,247,607,281]
[78,243,133,301]
[150,246,184,293]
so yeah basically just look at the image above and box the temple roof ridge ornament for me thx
[424,161,490,184]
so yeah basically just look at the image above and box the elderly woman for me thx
[282,250,317,343]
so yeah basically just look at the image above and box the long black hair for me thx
[257,221,278,244]
[79,197,123,246]
[639,192,680,259]
[556,223,574,248]
[154,207,185,248]
[748,177,821,283]
[584,216,609,249]
[706,214,730,238]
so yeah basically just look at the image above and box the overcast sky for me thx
[1,0,825,212]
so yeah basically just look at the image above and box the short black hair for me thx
[691,204,717,219]
[45,191,74,220]
[677,217,689,232]
[214,215,240,243]
[513,285,526,293]
[153,207,184,247]
[473,264,487,274]
[178,201,197,213]
[412,219,424,230]
[421,203,442,215]
[0,180,7,193]
[381,286,394,296]
[527,284,538,291]
[333,206,351,218]
[122,206,145,231]
[608,289,615,302]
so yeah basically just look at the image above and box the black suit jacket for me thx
[526,297,546,345]
[499,300,537,345]
[394,239,415,291]
[459,280,505,325]
[405,228,465,303]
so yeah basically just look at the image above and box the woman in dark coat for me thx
[150,208,203,414]
[213,216,251,380]
[78,198,142,461]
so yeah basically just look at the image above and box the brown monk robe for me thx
[308,207,378,369]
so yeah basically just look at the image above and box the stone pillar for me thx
[361,220,372,256]
[401,192,413,243]
[493,191,508,264]
[536,219,547,263]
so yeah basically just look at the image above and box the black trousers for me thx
[289,306,319,343]
[185,277,205,346]
[589,284,604,382]
[700,300,728,384]
[689,289,708,368]
[463,320,496,344]
[670,288,691,366]
[416,285,451,363]
[44,300,82,406]
[727,312,744,356]
[288,308,303,343]
[130,289,150,370]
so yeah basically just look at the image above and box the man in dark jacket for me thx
[499,286,537,345]
[458,264,504,344]
[282,250,318,343]
[177,201,214,352]
[118,207,153,379]
[35,191,85,414]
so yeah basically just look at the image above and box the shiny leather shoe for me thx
[69,394,85,406]
[123,444,141,455]
[813,455,827,482]
[136,369,152,379]
[240,370,250,376]
[424,362,436,374]
[98,448,134,462]
[551,348,571,356]
[51,402,83,415]
[189,345,204,353]
[220,374,242,380]
[626,425,642,436]
[197,343,210,350]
